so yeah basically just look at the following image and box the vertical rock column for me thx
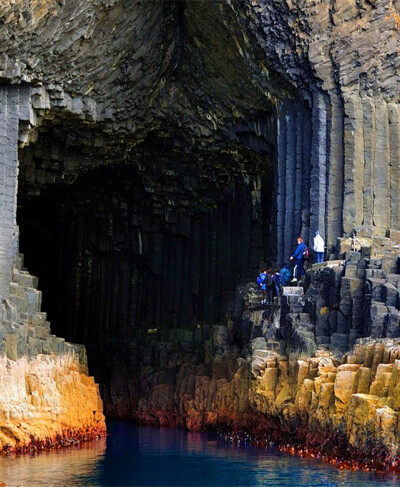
[343,94,363,234]
[309,91,328,240]
[326,94,344,251]
[342,94,400,236]
[389,103,400,229]
[373,99,390,234]
[276,102,287,265]
[283,106,296,261]
[0,84,31,301]
[276,99,313,264]
[362,97,376,228]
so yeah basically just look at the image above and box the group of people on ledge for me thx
[257,231,325,305]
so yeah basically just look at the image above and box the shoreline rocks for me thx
[0,353,105,451]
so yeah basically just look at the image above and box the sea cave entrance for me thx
[17,118,278,414]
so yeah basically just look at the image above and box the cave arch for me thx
[10,0,324,416]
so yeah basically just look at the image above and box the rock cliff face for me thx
[0,354,105,450]
[106,302,400,469]
[99,314,400,468]
[0,254,105,450]
[97,246,400,468]
[1,0,400,464]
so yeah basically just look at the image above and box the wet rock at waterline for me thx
[0,0,400,468]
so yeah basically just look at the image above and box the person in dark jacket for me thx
[290,236,306,281]
[265,267,274,305]
[272,267,281,296]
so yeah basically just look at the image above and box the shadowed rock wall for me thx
[17,150,272,360]
[1,0,400,457]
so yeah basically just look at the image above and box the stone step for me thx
[366,269,384,279]
[12,269,38,288]
[42,335,58,354]
[35,325,51,338]
[13,253,25,271]
[283,286,304,296]
[18,311,30,324]
[8,293,25,311]
[10,286,42,316]
[31,312,47,327]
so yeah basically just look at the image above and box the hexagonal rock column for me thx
[0,83,31,301]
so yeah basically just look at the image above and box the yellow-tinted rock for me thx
[375,406,398,452]
[334,370,358,414]
[370,364,393,396]
[258,367,278,394]
[347,394,379,449]
[357,367,371,394]
[0,354,105,448]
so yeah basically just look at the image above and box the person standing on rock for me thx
[256,268,268,304]
[313,230,325,263]
[272,267,281,297]
[290,237,306,282]
[266,267,274,305]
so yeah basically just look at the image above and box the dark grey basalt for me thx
[0,0,400,417]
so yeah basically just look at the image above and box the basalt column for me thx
[342,94,400,237]
[277,92,345,262]
[18,157,272,361]
[276,99,312,264]
[0,84,31,300]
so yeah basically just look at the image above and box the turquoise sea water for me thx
[0,421,399,486]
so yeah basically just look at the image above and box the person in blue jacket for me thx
[290,236,306,281]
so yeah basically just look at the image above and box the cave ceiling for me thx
[2,0,295,161]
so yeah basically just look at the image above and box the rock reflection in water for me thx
[0,423,399,486]
[0,438,106,486]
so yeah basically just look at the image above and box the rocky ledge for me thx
[0,255,105,452]
[128,336,400,472]
[0,353,105,452]
[113,245,400,472]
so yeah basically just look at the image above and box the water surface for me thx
[0,421,399,486]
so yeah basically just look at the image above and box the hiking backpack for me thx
[280,268,292,285]
[256,273,265,286]
[302,246,309,259]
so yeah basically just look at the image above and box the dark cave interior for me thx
[11,0,313,414]
[17,120,276,405]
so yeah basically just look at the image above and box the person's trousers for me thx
[295,259,305,278]
[266,286,273,304]
[316,252,324,263]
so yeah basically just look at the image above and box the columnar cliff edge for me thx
[0,355,106,452]
[0,255,105,451]
[127,336,400,472]
[107,243,400,472]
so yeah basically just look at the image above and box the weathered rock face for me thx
[1,0,400,464]
[0,353,105,450]
[0,254,105,449]
[114,326,400,467]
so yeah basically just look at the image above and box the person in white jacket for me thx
[313,230,325,263]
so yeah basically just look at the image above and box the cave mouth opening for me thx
[17,123,276,410]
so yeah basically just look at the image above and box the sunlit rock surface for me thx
[0,255,105,450]
[125,334,400,466]
[0,354,105,449]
